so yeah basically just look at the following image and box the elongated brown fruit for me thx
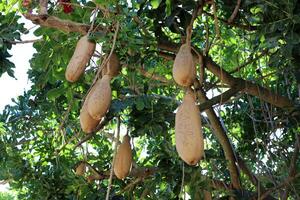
[75,162,86,176]
[101,52,121,77]
[172,43,196,87]
[80,99,100,133]
[175,90,204,165]
[114,135,132,179]
[65,35,96,82]
[87,75,112,120]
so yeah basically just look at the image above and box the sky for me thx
[0,17,37,192]
[0,18,37,111]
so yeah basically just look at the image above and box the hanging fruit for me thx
[114,135,132,179]
[65,35,95,82]
[175,89,204,165]
[80,100,100,133]
[101,52,121,77]
[87,75,112,120]
[172,43,196,87]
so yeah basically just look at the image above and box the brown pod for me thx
[172,43,196,87]
[65,35,96,82]
[80,99,100,133]
[114,135,132,179]
[87,75,112,120]
[175,90,204,165]
[101,52,121,77]
[75,162,86,176]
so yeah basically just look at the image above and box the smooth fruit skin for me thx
[101,52,121,77]
[172,43,196,87]
[87,75,112,120]
[65,35,96,82]
[80,100,100,133]
[175,90,204,165]
[114,135,132,179]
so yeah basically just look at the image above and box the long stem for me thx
[105,117,121,200]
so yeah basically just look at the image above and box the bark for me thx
[23,14,107,35]
[195,85,241,190]
[158,40,295,109]
[24,14,294,110]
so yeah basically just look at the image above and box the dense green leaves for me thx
[0,0,300,199]
[0,11,25,78]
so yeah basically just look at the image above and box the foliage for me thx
[0,10,25,78]
[0,0,300,199]
[0,191,16,200]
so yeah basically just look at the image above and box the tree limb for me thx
[74,115,113,148]
[198,85,243,111]
[228,0,241,24]
[157,40,295,109]
[260,173,300,200]
[203,10,258,31]
[23,13,107,35]
[194,80,241,190]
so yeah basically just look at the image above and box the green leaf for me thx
[150,0,161,9]
[135,97,145,111]
[47,85,66,101]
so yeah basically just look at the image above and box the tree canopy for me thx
[0,0,300,199]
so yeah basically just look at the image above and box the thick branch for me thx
[198,85,243,111]
[23,14,290,109]
[157,40,295,109]
[195,81,241,190]
[23,13,107,35]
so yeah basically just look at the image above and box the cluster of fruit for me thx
[65,35,132,180]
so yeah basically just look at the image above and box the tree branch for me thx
[228,0,241,24]
[23,14,288,109]
[194,80,241,190]
[198,85,243,111]
[260,173,300,200]
[282,134,300,199]
[8,39,43,44]
[157,40,295,109]
[203,10,258,31]
[23,13,107,35]
[74,115,113,148]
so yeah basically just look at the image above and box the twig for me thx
[74,115,113,149]
[88,6,99,34]
[228,0,241,24]
[179,162,185,199]
[203,10,258,31]
[186,1,204,43]
[138,67,171,84]
[118,177,143,194]
[212,0,220,39]
[282,134,300,199]
[8,39,42,44]
[229,50,270,74]
[260,173,300,200]
[105,116,121,200]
